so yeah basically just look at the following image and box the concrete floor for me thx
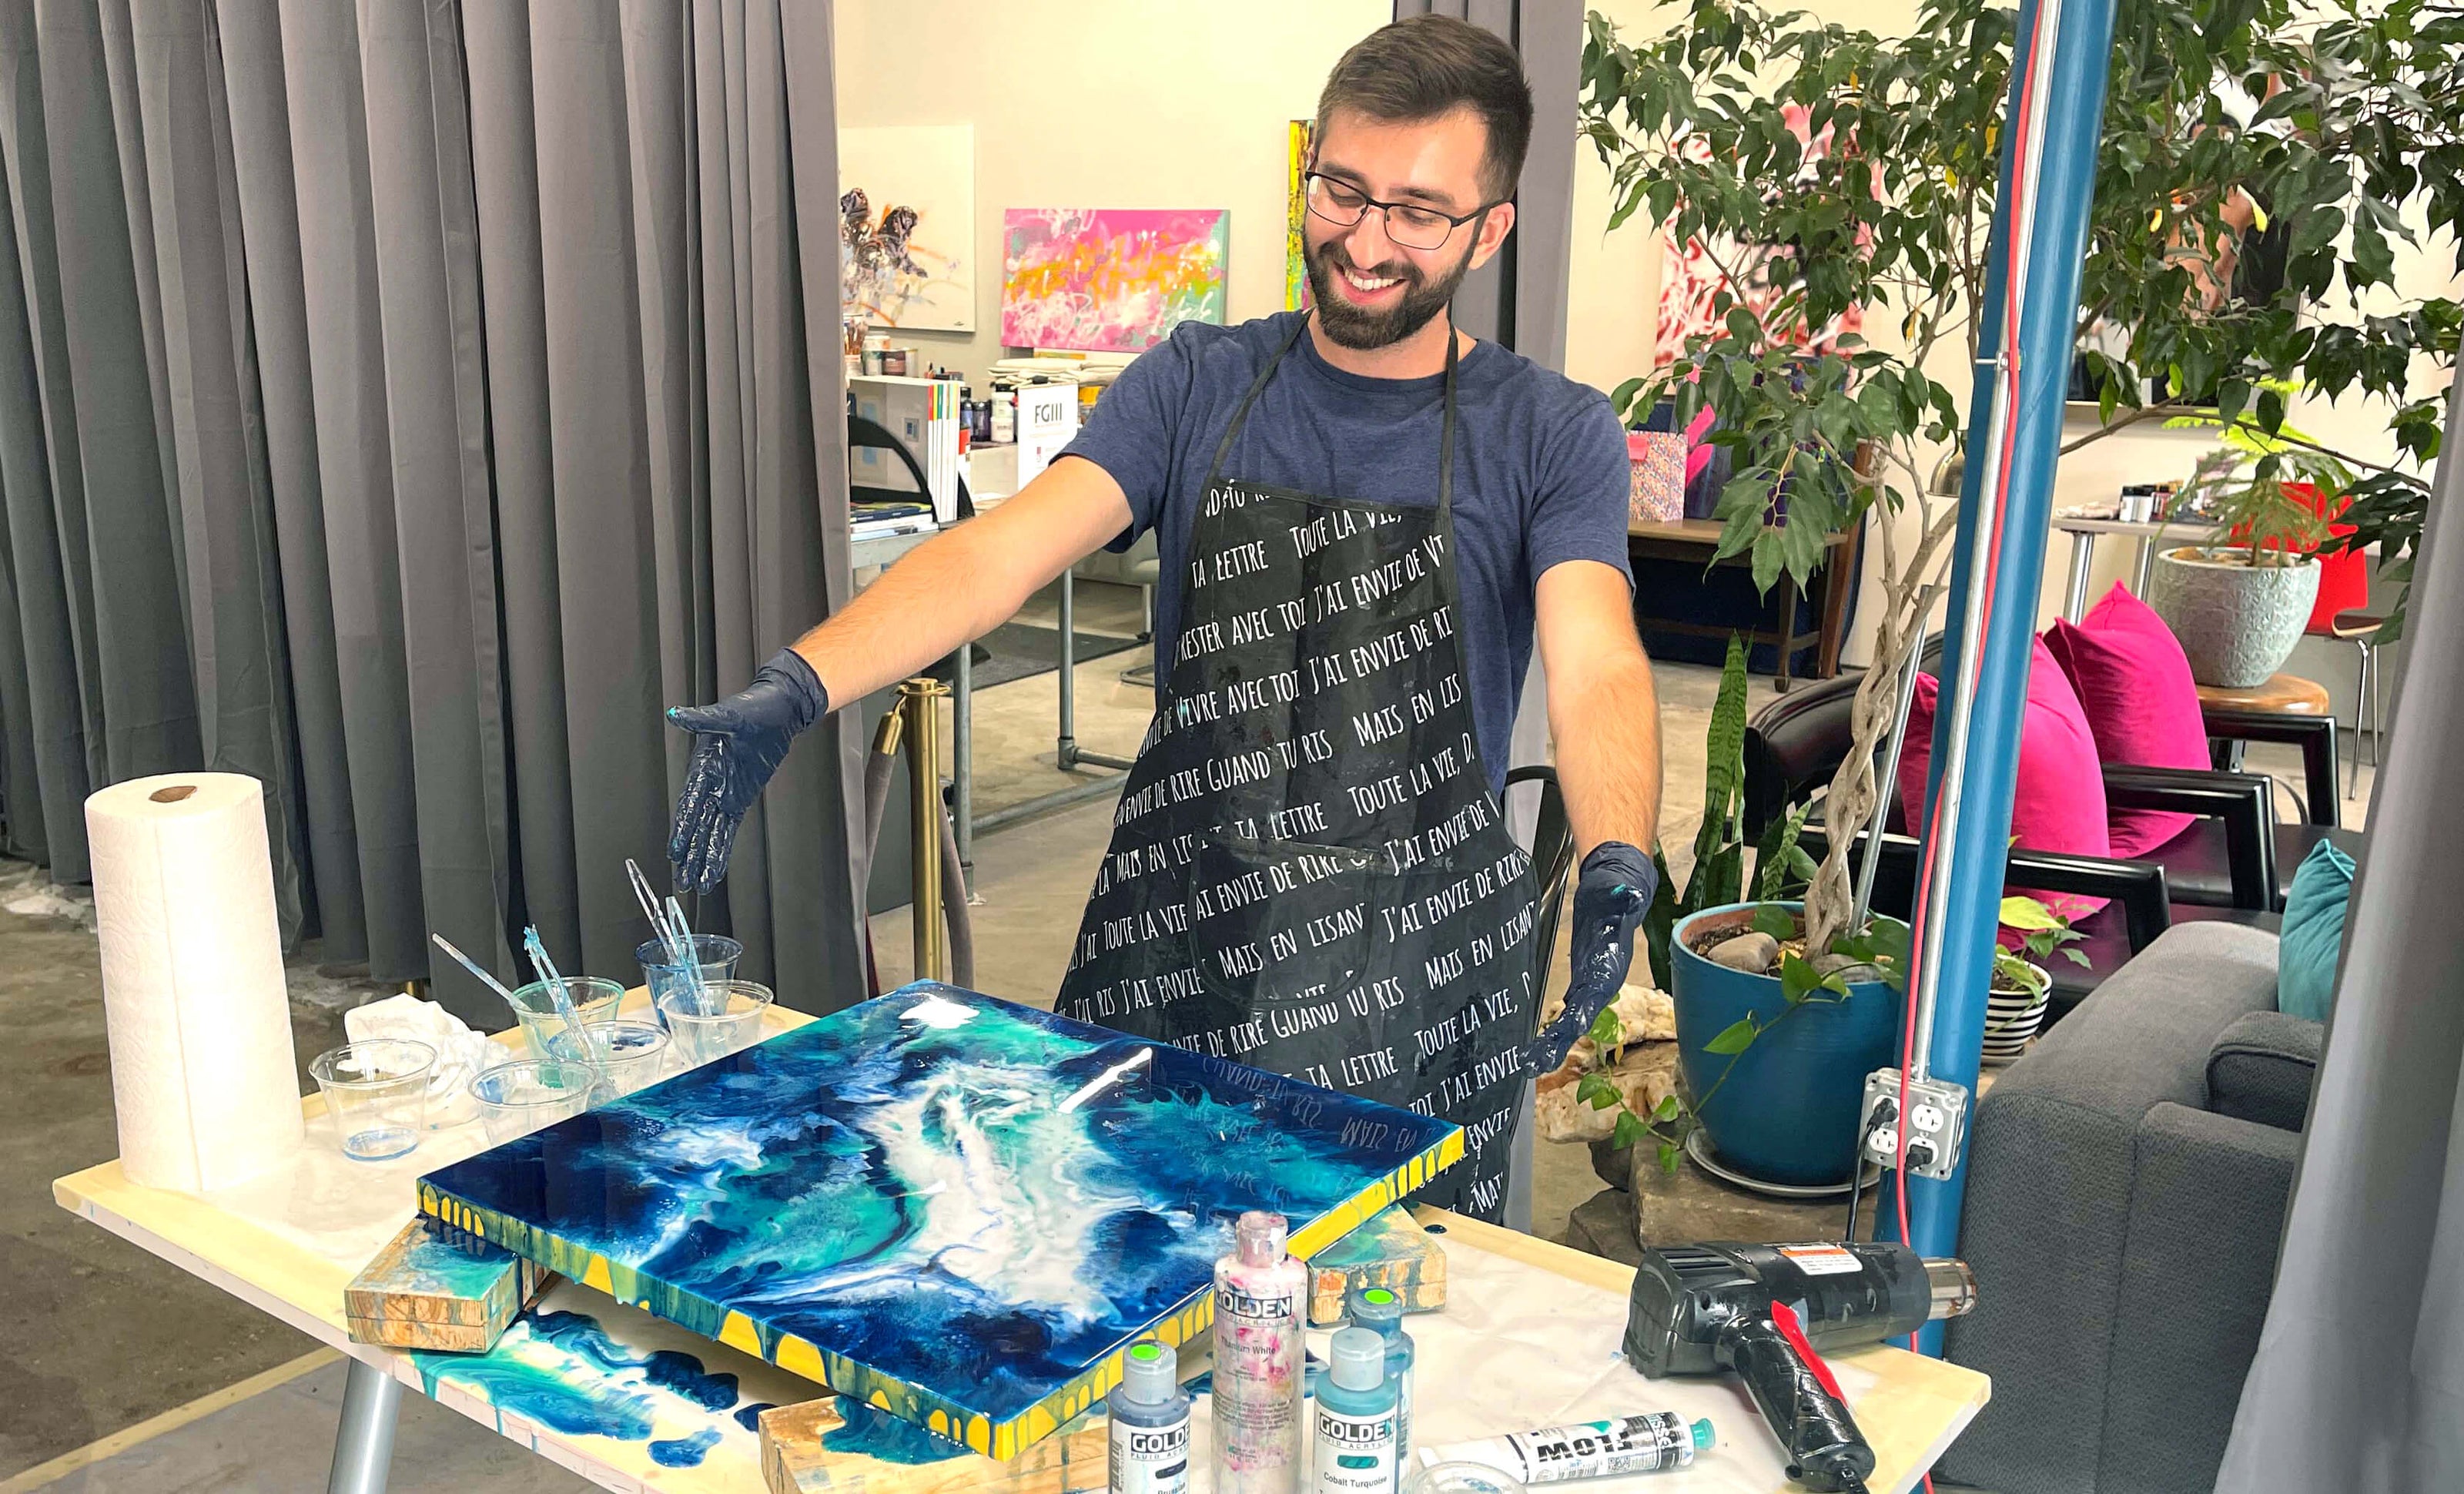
[0,618,2380,1489]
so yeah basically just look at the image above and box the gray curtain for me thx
[2214,377,2464,1489]
[0,0,866,1022]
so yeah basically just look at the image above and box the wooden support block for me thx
[343,1216,547,1352]
[1307,1202,1447,1325]
[761,1397,1108,1494]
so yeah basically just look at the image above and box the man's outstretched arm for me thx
[666,456,1134,888]
[1524,558,1664,1070]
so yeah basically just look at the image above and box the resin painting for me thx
[417,983,1460,1458]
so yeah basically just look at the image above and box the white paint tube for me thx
[1412,1413,1714,1484]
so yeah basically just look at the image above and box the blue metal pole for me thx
[1884,0,2118,1351]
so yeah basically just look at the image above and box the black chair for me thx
[849,413,974,518]
[1746,649,2305,1017]
[1794,824,2274,1026]
[1508,765,1578,969]
[1745,640,2358,913]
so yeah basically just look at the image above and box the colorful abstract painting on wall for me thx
[840,125,974,332]
[1286,120,1316,312]
[1654,104,1863,366]
[417,983,1459,1461]
[1000,209,1228,353]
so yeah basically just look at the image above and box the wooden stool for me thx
[2194,672,2331,716]
[2328,611,2389,799]
[2196,673,2332,819]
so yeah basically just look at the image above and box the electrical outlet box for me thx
[1858,1069,1969,1182]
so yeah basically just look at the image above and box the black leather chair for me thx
[1743,645,2342,1019]
[1744,640,2359,913]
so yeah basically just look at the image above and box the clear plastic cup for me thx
[310,1040,436,1161]
[506,976,624,1063]
[544,1019,671,1100]
[468,1059,594,1145]
[658,980,775,1068]
[636,934,743,1021]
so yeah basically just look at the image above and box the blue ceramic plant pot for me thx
[1671,901,1907,1187]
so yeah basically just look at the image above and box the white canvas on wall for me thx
[839,125,975,333]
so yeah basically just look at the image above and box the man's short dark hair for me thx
[1315,15,1532,204]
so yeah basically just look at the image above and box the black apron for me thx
[1054,317,1541,1221]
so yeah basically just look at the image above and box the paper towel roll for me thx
[89,772,304,1193]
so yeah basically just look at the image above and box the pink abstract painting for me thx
[1001,208,1228,353]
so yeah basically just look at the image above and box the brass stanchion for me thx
[896,677,950,982]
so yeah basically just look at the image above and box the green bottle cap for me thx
[1691,1419,1716,1452]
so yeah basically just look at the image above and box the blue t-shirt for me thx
[1059,311,1632,793]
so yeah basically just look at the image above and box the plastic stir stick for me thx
[521,927,601,1074]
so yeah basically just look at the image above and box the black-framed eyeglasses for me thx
[1304,172,1498,251]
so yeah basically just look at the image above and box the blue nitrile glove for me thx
[1525,841,1659,1074]
[666,648,829,891]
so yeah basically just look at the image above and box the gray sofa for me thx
[1940,921,2321,1494]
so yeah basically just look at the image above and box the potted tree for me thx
[1580,0,2452,1185]
[2147,447,2344,688]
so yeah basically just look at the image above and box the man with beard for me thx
[665,15,1660,1226]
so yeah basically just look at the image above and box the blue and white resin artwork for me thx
[417,983,1460,1457]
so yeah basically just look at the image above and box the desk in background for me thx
[1627,518,1860,692]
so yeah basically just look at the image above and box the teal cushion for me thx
[2278,839,2356,1021]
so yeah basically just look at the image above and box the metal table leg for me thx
[2131,534,2155,598]
[326,1356,400,1494]
[953,631,973,876]
[2064,531,2095,619]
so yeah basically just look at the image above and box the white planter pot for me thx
[1982,961,2051,1066]
[2145,546,2321,689]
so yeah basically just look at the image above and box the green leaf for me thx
[1780,952,1824,1005]
[2064,946,2093,967]
[1642,846,1680,990]
[1998,896,2061,931]
[1752,903,1799,939]
[1658,1139,1682,1174]
[1653,1093,1682,1122]
[1702,1017,1761,1055]
[1576,1071,1622,1110]
[1612,1108,1650,1151]
[1587,1005,1625,1050]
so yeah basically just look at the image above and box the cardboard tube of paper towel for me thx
[88,772,303,1192]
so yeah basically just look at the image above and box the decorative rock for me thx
[1812,953,1887,985]
[1708,931,1778,973]
[1535,1040,1680,1144]
[1532,982,1677,1047]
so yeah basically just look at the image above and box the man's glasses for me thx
[1304,172,1498,252]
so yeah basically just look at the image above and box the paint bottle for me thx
[1214,1210,1307,1494]
[1412,1415,1714,1483]
[1108,1340,1192,1494]
[1347,1285,1416,1459]
[1314,1327,1400,1494]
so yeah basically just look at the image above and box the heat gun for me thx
[1622,1241,1977,1493]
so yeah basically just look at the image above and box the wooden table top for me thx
[2196,672,2332,715]
[55,997,1989,1494]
